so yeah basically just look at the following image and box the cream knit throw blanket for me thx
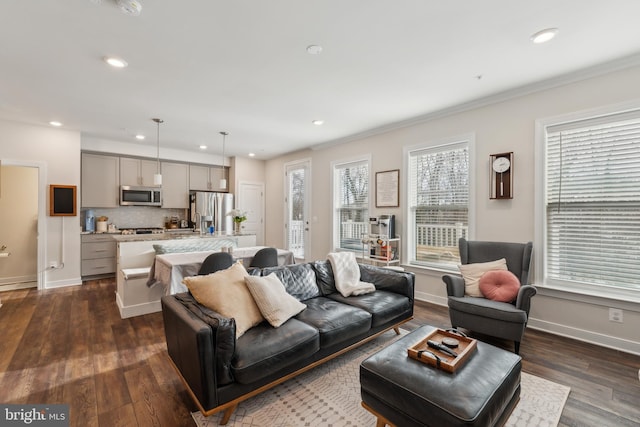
[327,252,376,297]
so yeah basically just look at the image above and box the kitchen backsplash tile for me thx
[81,207,187,231]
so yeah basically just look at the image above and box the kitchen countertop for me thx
[111,232,253,243]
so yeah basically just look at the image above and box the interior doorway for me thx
[0,160,45,291]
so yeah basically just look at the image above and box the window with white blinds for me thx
[333,159,369,251]
[544,110,640,292]
[408,141,469,268]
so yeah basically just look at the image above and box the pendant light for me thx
[219,131,228,190]
[153,118,163,186]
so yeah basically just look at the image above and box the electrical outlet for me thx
[608,308,623,323]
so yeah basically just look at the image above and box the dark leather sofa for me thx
[161,260,414,423]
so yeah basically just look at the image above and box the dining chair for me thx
[249,247,278,268]
[198,252,233,275]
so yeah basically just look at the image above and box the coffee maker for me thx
[370,214,395,238]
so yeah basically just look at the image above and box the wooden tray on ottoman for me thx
[407,328,477,373]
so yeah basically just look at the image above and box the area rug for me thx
[192,331,570,427]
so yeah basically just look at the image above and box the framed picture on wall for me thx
[49,184,77,216]
[375,169,399,207]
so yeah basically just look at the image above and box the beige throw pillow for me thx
[183,262,264,338]
[458,258,508,297]
[245,273,306,327]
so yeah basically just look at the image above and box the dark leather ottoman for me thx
[360,325,521,427]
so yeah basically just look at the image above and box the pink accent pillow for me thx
[479,270,521,302]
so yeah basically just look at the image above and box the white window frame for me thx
[330,155,371,252]
[403,133,475,271]
[535,102,640,304]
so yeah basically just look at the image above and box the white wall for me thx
[0,120,82,288]
[265,64,640,354]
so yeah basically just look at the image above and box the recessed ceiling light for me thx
[117,0,142,16]
[306,45,323,55]
[49,121,62,127]
[135,134,145,140]
[104,56,128,68]
[248,152,256,157]
[530,28,558,44]
[312,119,324,126]
[199,145,207,150]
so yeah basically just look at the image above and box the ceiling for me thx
[2,1,640,160]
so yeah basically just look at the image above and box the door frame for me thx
[1,159,47,290]
[284,158,311,261]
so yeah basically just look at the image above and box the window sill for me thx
[536,283,640,312]
[401,262,458,278]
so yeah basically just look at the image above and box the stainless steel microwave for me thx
[120,186,162,206]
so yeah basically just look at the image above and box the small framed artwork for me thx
[49,184,77,216]
[376,169,399,207]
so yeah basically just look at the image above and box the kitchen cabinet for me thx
[81,153,119,207]
[189,164,228,192]
[120,157,159,187]
[235,234,257,247]
[81,233,116,278]
[161,161,189,208]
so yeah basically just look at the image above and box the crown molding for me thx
[311,52,640,151]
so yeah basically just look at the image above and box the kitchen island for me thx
[114,232,256,318]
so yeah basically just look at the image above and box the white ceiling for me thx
[2,1,640,159]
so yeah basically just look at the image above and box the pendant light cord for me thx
[220,131,228,184]
[154,118,164,173]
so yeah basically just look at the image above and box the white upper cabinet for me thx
[189,165,228,192]
[120,157,159,187]
[82,153,120,207]
[161,161,189,208]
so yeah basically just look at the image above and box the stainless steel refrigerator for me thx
[190,192,234,234]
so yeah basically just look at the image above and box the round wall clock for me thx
[492,157,511,173]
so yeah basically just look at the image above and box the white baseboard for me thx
[0,274,37,286]
[527,318,640,356]
[116,292,161,319]
[44,277,82,289]
[414,294,640,356]
[415,291,447,307]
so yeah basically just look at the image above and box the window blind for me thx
[545,111,640,291]
[334,160,369,250]
[408,142,469,266]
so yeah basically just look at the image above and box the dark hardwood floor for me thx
[0,279,638,427]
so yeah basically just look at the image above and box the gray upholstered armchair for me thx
[442,238,536,354]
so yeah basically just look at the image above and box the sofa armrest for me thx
[358,264,415,302]
[161,295,225,411]
[442,274,465,297]
[515,284,537,316]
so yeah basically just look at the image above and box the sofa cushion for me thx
[458,258,508,297]
[182,262,264,338]
[232,319,319,384]
[312,260,337,295]
[153,238,237,254]
[328,290,411,328]
[479,270,520,302]
[295,297,371,348]
[262,263,321,301]
[448,296,527,323]
[245,273,307,327]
